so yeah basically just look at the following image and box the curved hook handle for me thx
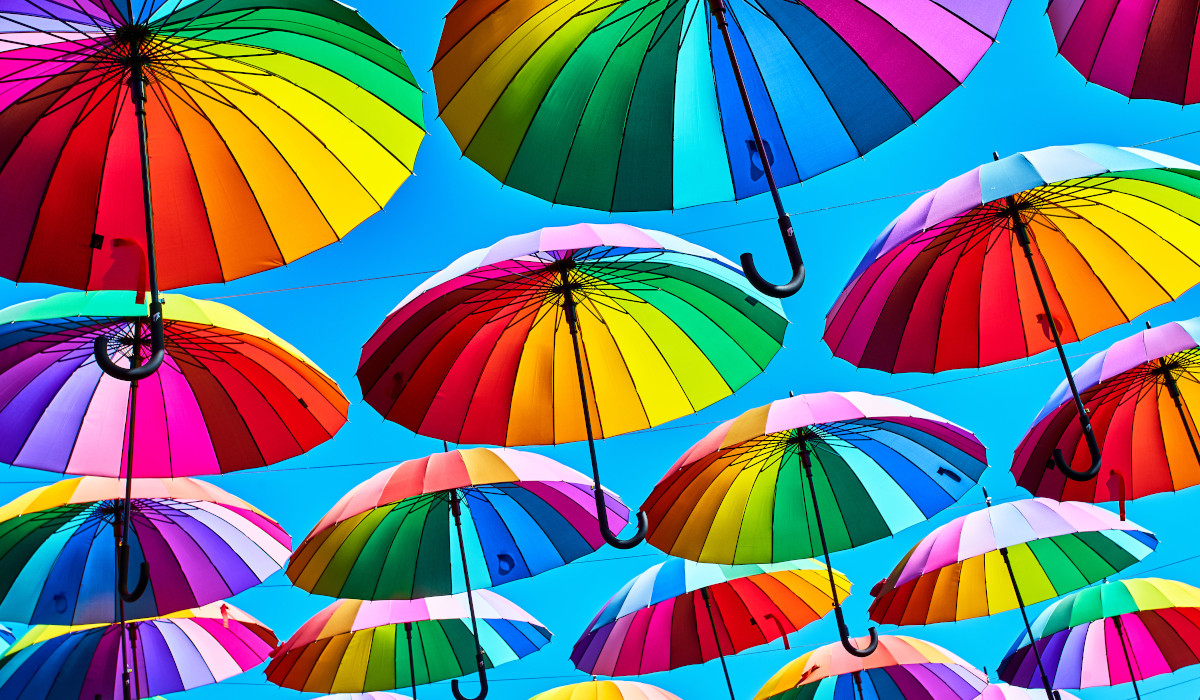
[1052,416,1101,481]
[740,215,805,299]
[93,301,166,381]
[593,484,648,549]
[450,652,488,700]
[117,542,149,603]
[833,606,878,658]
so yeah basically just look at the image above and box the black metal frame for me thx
[450,490,489,700]
[700,588,737,700]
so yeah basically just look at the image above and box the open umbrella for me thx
[0,0,423,378]
[826,144,1200,482]
[998,577,1200,700]
[530,680,683,700]
[753,635,988,700]
[0,600,276,700]
[869,496,1159,700]
[643,391,987,657]
[572,558,850,699]
[1048,0,1200,104]
[434,0,1011,296]
[0,476,290,625]
[358,223,786,553]
[1013,317,1200,514]
[265,591,551,697]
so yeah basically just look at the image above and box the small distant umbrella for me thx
[870,497,1158,700]
[999,577,1200,700]
[1014,318,1200,514]
[265,591,550,697]
[572,559,851,699]
[1048,0,1200,104]
[753,635,988,700]
[0,601,276,700]
[0,476,289,625]
[827,144,1200,483]
[529,680,683,700]
[644,391,987,657]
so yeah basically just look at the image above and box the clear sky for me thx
[4,0,1200,698]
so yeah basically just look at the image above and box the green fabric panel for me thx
[364,625,396,690]
[428,620,473,679]
[812,438,892,551]
[0,514,57,596]
[1050,532,1131,586]
[159,0,391,43]
[659,264,789,361]
[1023,537,1089,596]
[410,498,453,598]
[736,455,782,563]
[340,506,403,596]
[773,448,814,560]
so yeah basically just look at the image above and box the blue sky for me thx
[5,0,1200,697]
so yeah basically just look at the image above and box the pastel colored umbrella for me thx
[572,558,851,699]
[434,0,1010,297]
[0,0,424,381]
[1048,0,1200,104]
[0,476,290,625]
[358,223,786,550]
[753,635,988,700]
[529,680,683,700]
[0,600,276,700]
[999,578,1200,700]
[1013,317,1200,513]
[869,497,1158,700]
[825,144,1200,482]
[977,684,1078,700]
[643,391,987,657]
[265,591,551,698]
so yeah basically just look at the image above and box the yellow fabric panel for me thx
[330,629,373,691]
[508,307,561,444]
[982,550,1020,614]
[701,458,761,564]
[956,555,990,620]
[577,302,651,437]
[723,405,773,449]
[735,460,781,563]
[592,303,694,429]
[462,445,521,485]
[1029,211,1127,338]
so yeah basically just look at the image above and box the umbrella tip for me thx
[992,151,1000,161]
[1146,321,1153,329]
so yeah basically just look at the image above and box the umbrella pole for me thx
[117,323,149,605]
[851,671,865,700]
[707,0,804,298]
[555,262,648,549]
[405,621,417,700]
[449,490,488,700]
[1000,160,1099,481]
[1154,356,1200,468]
[699,589,736,700]
[1113,616,1142,700]
[796,440,877,657]
[998,546,1059,700]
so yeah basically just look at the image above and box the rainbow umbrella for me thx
[753,635,988,700]
[529,680,683,700]
[999,578,1200,700]
[358,223,786,551]
[826,144,1200,482]
[0,600,276,700]
[869,497,1158,700]
[0,476,289,625]
[643,391,986,656]
[0,0,423,379]
[572,558,850,699]
[1013,317,1200,513]
[1048,0,1199,104]
[433,0,1010,297]
[265,591,551,698]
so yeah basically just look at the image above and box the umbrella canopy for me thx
[432,0,1009,212]
[998,577,1200,691]
[0,476,290,625]
[644,391,986,564]
[753,635,988,700]
[1048,0,1200,104]
[0,601,276,700]
[288,447,629,599]
[0,291,347,476]
[1013,317,1200,504]
[572,558,850,676]
[358,224,785,446]
[529,680,683,700]
[869,499,1158,625]
[978,684,1078,700]
[0,0,423,291]
[826,144,1200,374]
[265,591,551,693]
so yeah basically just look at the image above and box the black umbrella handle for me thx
[117,542,149,603]
[93,301,166,381]
[833,605,878,657]
[450,655,488,700]
[740,216,805,299]
[595,486,648,550]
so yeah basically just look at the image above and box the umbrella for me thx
[643,390,987,656]
[869,496,1158,700]
[1013,317,1200,514]
[265,591,551,698]
[753,635,988,700]
[572,558,850,700]
[998,577,1200,700]
[1048,0,1200,104]
[979,684,1078,700]
[529,680,683,700]
[433,0,1011,297]
[825,144,1200,482]
[0,600,276,700]
[0,475,290,625]
[358,223,786,551]
[0,0,424,378]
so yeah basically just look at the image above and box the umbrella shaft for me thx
[797,444,844,611]
[999,546,1057,700]
[128,59,162,306]
[405,622,417,700]
[559,275,601,478]
[1161,363,1200,468]
[701,590,736,700]
[451,493,485,671]
[1113,617,1142,700]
